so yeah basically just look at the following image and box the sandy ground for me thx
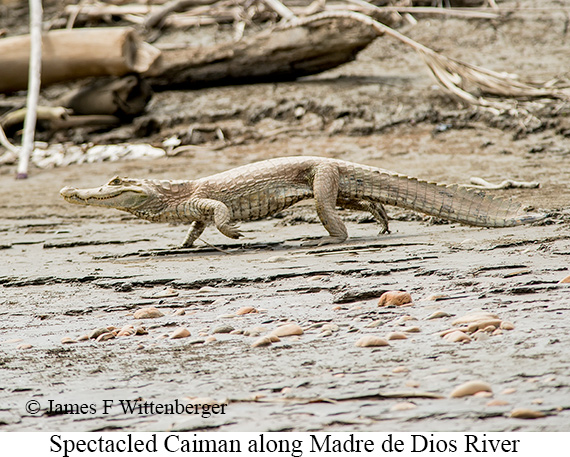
[1,0,569,431]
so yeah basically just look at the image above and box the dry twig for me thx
[281,10,569,113]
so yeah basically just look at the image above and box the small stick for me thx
[261,0,296,20]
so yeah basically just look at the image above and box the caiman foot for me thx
[301,236,347,247]
[218,223,243,240]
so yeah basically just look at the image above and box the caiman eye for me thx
[109,177,122,186]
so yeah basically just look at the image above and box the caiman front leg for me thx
[303,163,348,246]
[181,221,206,247]
[178,198,242,246]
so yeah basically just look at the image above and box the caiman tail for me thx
[368,171,546,227]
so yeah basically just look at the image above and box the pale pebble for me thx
[271,323,303,337]
[390,402,417,411]
[96,332,115,342]
[444,331,471,343]
[509,408,545,419]
[487,399,509,407]
[402,326,420,333]
[355,335,390,347]
[427,310,452,319]
[557,274,570,284]
[170,327,191,339]
[251,336,273,347]
[133,307,164,319]
[213,325,235,334]
[453,312,499,326]
[378,291,412,307]
[386,332,408,341]
[450,380,492,398]
[236,306,257,315]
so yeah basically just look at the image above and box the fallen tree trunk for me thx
[144,17,379,89]
[0,28,160,93]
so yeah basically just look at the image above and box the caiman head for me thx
[60,176,166,219]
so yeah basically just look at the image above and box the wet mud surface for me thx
[1,0,570,431]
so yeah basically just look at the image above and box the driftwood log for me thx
[0,28,160,93]
[144,17,379,89]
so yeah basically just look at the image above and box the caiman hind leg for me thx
[338,198,391,234]
[303,163,348,246]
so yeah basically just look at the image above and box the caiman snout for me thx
[60,186,77,198]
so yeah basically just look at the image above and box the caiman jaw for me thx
[60,177,149,210]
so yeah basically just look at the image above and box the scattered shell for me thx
[390,402,417,411]
[236,306,257,315]
[77,335,89,342]
[492,328,503,336]
[332,305,342,311]
[61,337,77,344]
[386,332,408,341]
[450,380,492,398]
[557,274,570,284]
[392,366,410,373]
[509,408,545,419]
[135,327,148,335]
[502,388,517,395]
[402,326,421,333]
[500,321,515,330]
[133,307,164,319]
[217,314,236,319]
[268,335,280,342]
[378,291,412,307]
[96,332,115,342]
[212,325,235,334]
[89,327,110,339]
[482,325,497,333]
[355,335,390,347]
[251,336,274,347]
[405,380,420,388]
[531,398,544,405]
[487,399,510,407]
[271,323,303,337]
[173,309,186,316]
[230,329,244,335]
[427,310,452,319]
[17,343,33,350]
[320,330,333,337]
[444,331,471,343]
[205,336,217,343]
[170,327,191,339]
